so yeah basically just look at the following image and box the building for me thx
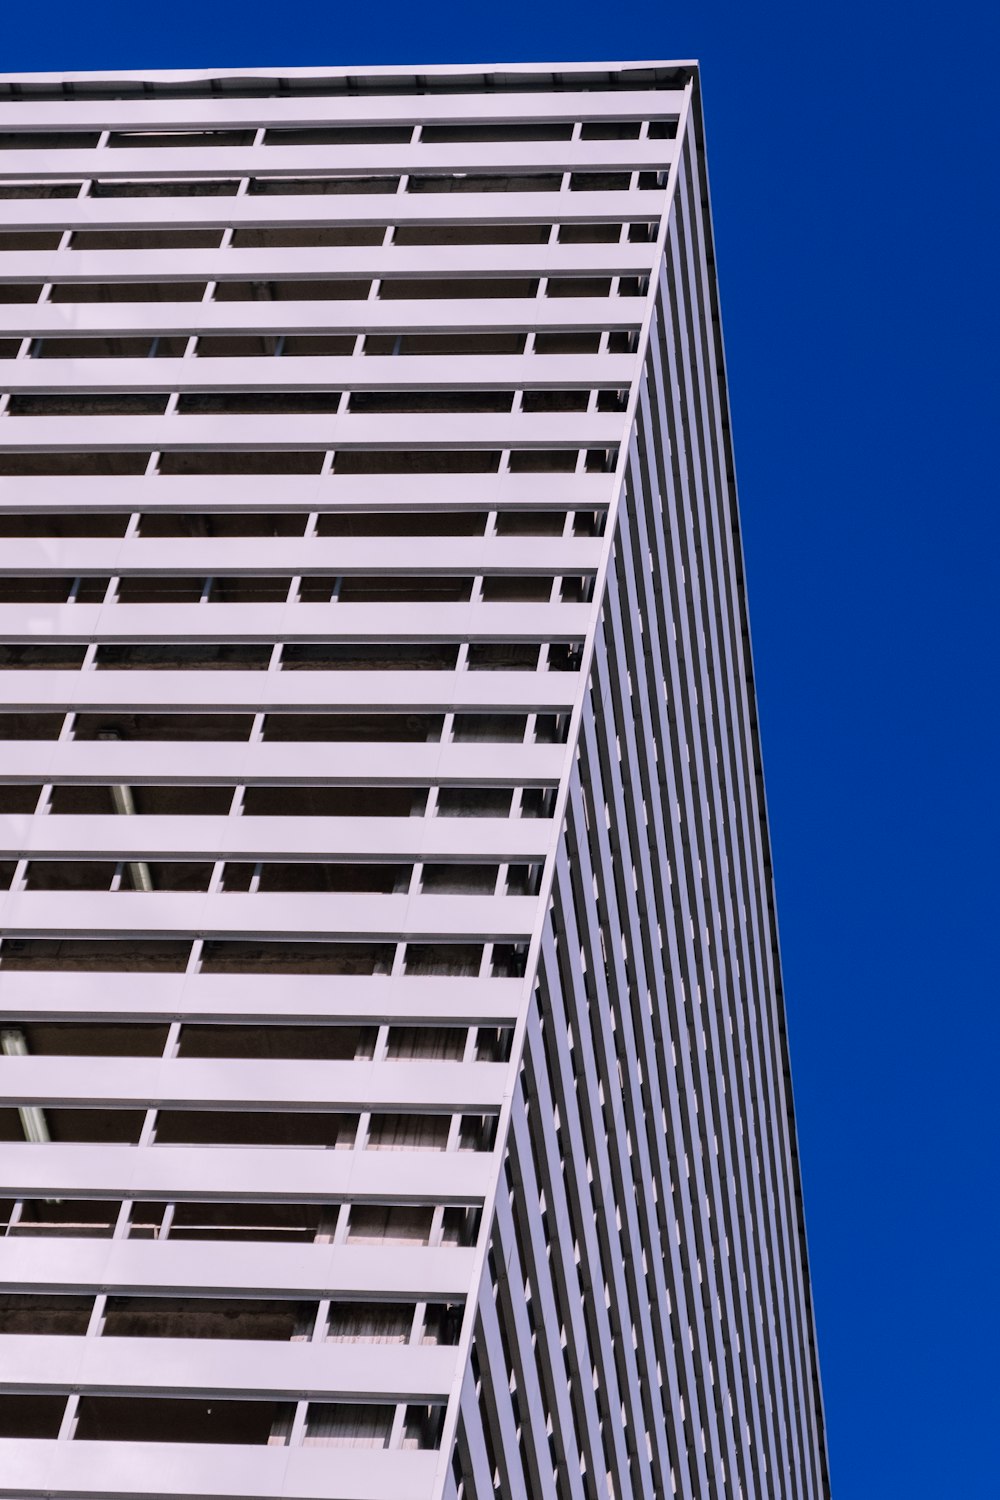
[0,61,830,1500]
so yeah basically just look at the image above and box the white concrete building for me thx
[0,61,829,1500]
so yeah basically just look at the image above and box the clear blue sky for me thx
[4,2,998,1493]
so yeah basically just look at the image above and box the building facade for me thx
[0,62,830,1500]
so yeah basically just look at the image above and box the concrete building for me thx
[0,61,830,1500]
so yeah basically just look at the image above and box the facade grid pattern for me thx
[0,60,829,1500]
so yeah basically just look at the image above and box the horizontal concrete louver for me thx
[0,60,829,1500]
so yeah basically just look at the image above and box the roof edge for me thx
[0,60,698,86]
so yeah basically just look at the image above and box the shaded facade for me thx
[0,61,829,1500]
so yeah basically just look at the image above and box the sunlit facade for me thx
[0,61,829,1500]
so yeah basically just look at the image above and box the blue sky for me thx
[4,2,998,1493]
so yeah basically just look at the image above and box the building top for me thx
[0,61,697,102]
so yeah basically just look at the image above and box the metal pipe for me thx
[98,732,154,892]
[1,1028,50,1143]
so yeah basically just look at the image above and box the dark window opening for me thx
[380,277,538,300]
[496,510,566,536]
[421,1303,465,1345]
[451,714,527,743]
[466,642,540,672]
[177,1023,378,1061]
[0,712,65,738]
[568,171,632,191]
[393,223,550,246]
[49,282,207,303]
[32,335,189,359]
[420,123,572,143]
[115,575,205,603]
[0,785,41,813]
[261,713,442,742]
[520,787,558,819]
[497,449,577,476]
[213,278,370,301]
[534,713,571,744]
[241,786,424,818]
[264,125,413,146]
[0,230,62,251]
[281,643,459,671]
[458,1115,499,1151]
[302,1402,392,1448]
[134,1200,329,1243]
[385,1024,468,1058]
[364,332,524,356]
[407,173,561,194]
[346,1204,434,1244]
[0,1293,93,1335]
[0,1020,169,1054]
[533,331,601,354]
[480,575,554,602]
[332,449,500,475]
[48,784,233,816]
[0,182,83,199]
[102,1296,316,1341]
[420,865,498,896]
[91,178,241,198]
[73,713,255,742]
[348,390,512,414]
[198,941,393,976]
[209,576,293,603]
[154,1110,360,1148]
[11,1198,119,1237]
[560,574,595,602]
[365,1113,452,1150]
[546,276,612,298]
[73,1395,295,1445]
[138,511,306,537]
[248,176,400,197]
[505,863,543,895]
[435,788,513,818]
[255,862,409,893]
[316,511,485,537]
[546,641,584,672]
[230,225,385,249]
[475,1027,515,1062]
[0,131,101,150]
[0,939,190,972]
[573,509,607,536]
[0,1394,66,1438]
[579,120,642,139]
[0,511,129,536]
[94,643,271,670]
[70,228,223,251]
[0,575,109,602]
[106,129,257,148]
[175,391,341,416]
[322,575,473,603]
[281,334,357,356]
[156,451,324,475]
[441,1205,483,1247]
[0,1107,145,1143]
[325,1302,414,1343]
[520,389,589,412]
[0,452,150,476]
[0,283,44,303]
